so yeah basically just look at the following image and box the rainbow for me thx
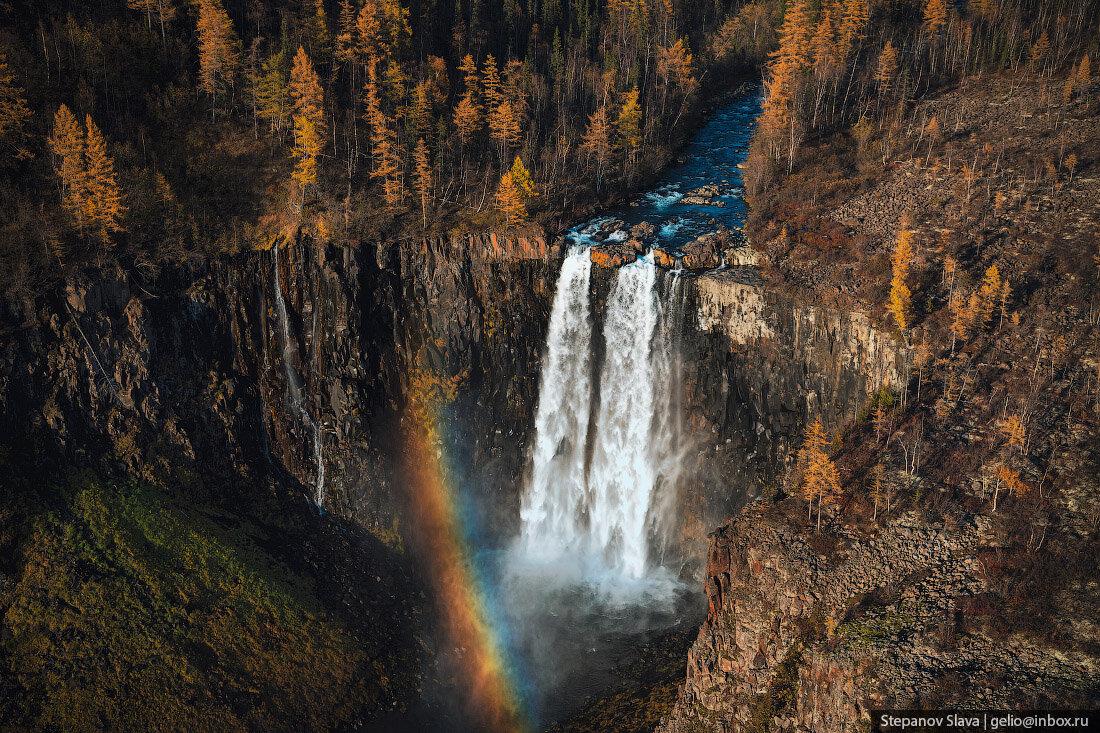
[400,373,528,732]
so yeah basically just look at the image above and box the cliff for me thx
[675,267,908,546]
[661,71,1100,731]
[662,502,1096,733]
[0,229,558,539]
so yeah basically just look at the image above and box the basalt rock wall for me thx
[673,267,908,539]
[0,230,558,542]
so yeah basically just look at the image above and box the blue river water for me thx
[569,87,762,250]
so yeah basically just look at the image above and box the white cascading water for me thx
[272,244,326,508]
[518,247,593,558]
[519,247,683,580]
[587,256,663,578]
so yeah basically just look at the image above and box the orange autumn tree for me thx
[761,0,813,169]
[289,47,325,189]
[413,137,432,227]
[798,417,844,530]
[0,51,32,156]
[888,220,914,332]
[363,61,403,206]
[496,156,536,225]
[580,105,614,180]
[196,0,240,107]
[615,88,642,157]
[82,115,125,240]
[48,105,86,226]
[922,0,947,35]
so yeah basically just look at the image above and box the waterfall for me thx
[518,250,683,580]
[272,244,326,508]
[518,248,593,559]
[646,273,687,565]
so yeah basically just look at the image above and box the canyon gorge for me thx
[3,1,1098,728]
[3,90,918,730]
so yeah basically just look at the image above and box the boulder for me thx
[630,221,659,242]
[681,231,725,270]
[653,247,678,269]
[680,184,728,207]
[590,242,638,268]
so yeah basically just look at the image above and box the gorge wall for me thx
[2,231,905,557]
[0,230,557,544]
[671,265,908,555]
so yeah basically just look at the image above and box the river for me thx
[469,88,763,731]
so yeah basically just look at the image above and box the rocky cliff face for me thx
[0,230,557,542]
[660,499,1097,733]
[676,266,907,539]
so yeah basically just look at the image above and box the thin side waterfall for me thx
[518,250,682,580]
[272,244,325,508]
[518,248,593,558]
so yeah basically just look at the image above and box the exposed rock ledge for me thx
[660,503,1097,732]
[693,270,905,394]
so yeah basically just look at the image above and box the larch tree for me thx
[48,105,87,227]
[196,0,241,106]
[836,0,869,59]
[1000,414,1026,451]
[0,52,32,156]
[811,8,838,79]
[334,0,358,64]
[875,41,898,91]
[615,88,642,156]
[977,264,1001,327]
[762,0,813,168]
[289,47,325,189]
[356,1,382,66]
[657,38,697,121]
[453,93,481,145]
[481,55,503,112]
[413,137,432,227]
[922,0,947,35]
[798,417,844,531]
[496,156,536,225]
[1077,54,1091,86]
[495,171,525,225]
[82,115,125,241]
[308,0,331,59]
[488,99,522,156]
[255,49,290,136]
[888,223,914,332]
[580,106,614,177]
[508,155,537,200]
[363,63,402,206]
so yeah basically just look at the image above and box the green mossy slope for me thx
[0,478,420,732]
